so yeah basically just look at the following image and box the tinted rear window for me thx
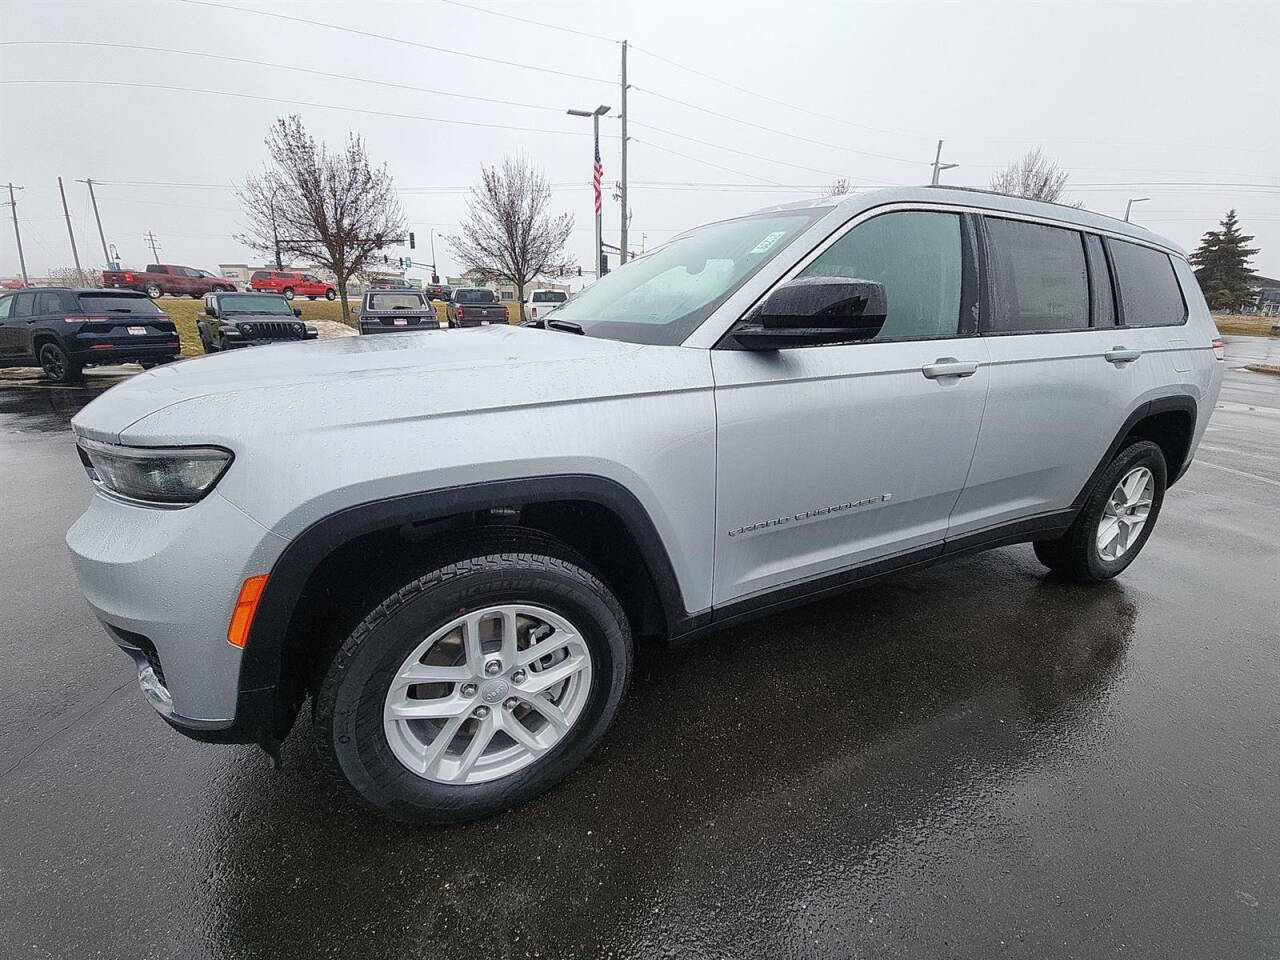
[77,293,164,316]
[984,217,1089,333]
[454,289,496,304]
[367,293,427,310]
[1109,240,1187,327]
[532,291,567,303]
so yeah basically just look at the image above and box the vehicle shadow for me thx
[202,547,1135,959]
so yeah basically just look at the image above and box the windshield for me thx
[219,295,293,315]
[455,288,496,304]
[368,293,427,310]
[549,209,827,345]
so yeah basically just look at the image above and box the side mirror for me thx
[734,277,887,350]
[204,304,217,318]
[292,307,302,317]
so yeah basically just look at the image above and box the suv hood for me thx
[72,324,668,444]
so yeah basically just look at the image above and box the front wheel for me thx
[325,289,337,301]
[314,546,632,824]
[1034,440,1167,583]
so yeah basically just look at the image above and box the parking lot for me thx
[1,338,1277,959]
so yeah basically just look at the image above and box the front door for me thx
[711,208,989,608]
[0,292,35,362]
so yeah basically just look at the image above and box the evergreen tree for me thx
[1190,209,1259,312]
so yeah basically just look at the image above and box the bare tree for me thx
[826,177,851,197]
[237,115,406,324]
[989,147,1076,204]
[448,155,574,322]
[48,265,97,287]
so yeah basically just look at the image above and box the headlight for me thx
[76,438,233,505]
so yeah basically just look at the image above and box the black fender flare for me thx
[1070,394,1199,511]
[233,474,692,733]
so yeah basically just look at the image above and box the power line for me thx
[437,0,618,43]
[172,0,614,84]
[630,138,789,186]
[631,85,921,165]
[628,42,931,143]
[1,80,616,138]
[0,40,571,116]
[630,121,849,179]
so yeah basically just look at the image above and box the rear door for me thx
[711,207,990,606]
[0,292,36,361]
[948,215,1136,537]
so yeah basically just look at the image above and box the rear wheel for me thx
[283,287,295,300]
[144,283,163,299]
[325,289,337,301]
[38,342,81,384]
[314,545,632,824]
[1034,440,1167,583]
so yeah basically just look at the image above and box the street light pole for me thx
[77,178,112,267]
[1124,197,1150,222]
[568,104,611,280]
[58,176,87,285]
[930,140,958,185]
[619,39,629,265]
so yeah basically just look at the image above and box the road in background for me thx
[1,341,1277,959]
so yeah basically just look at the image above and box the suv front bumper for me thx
[66,487,290,739]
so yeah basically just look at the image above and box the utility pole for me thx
[930,140,958,186]
[77,178,112,267]
[144,230,161,263]
[58,176,87,285]
[6,183,28,284]
[619,39,629,265]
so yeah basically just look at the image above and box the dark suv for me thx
[198,291,318,353]
[356,289,447,335]
[0,287,180,383]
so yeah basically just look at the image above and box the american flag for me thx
[593,126,603,216]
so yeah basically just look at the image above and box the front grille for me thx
[238,320,306,340]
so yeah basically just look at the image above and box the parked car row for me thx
[103,264,235,299]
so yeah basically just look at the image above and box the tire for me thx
[37,341,81,384]
[307,296,316,301]
[283,287,295,300]
[314,544,632,824]
[197,321,217,354]
[1034,440,1167,583]
[144,283,163,299]
[190,292,202,299]
[325,289,337,301]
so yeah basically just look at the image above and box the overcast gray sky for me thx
[2,0,1277,284]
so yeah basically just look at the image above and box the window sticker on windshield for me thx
[750,231,787,254]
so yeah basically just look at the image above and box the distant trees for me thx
[48,266,95,287]
[238,115,406,324]
[989,147,1074,204]
[448,155,574,321]
[1190,209,1258,313]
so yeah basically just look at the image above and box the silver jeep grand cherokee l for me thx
[68,187,1223,823]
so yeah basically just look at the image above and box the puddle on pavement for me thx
[0,369,133,433]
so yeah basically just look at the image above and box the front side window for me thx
[1109,240,1187,327]
[551,209,827,345]
[985,217,1089,333]
[798,211,963,341]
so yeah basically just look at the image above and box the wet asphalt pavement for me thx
[1,344,1278,959]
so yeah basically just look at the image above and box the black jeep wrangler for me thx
[198,291,318,353]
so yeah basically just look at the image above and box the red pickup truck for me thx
[102,264,236,299]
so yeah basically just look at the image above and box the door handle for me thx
[921,357,980,380]
[1104,346,1141,364]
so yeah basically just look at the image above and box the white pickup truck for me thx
[524,288,568,322]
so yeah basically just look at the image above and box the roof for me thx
[752,185,1186,257]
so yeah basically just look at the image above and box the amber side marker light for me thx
[227,574,269,648]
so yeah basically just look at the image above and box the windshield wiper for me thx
[546,318,584,335]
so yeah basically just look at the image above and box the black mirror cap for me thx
[204,305,217,318]
[736,276,887,350]
[292,307,302,317]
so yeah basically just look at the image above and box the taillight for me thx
[532,306,538,317]
[124,272,135,282]
[66,314,110,323]
[456,307,464,319]
[1211,337,1225,361]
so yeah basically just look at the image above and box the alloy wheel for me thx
[1097,466,1154,561]
[383,604,593,785]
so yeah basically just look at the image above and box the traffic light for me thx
[409,232,416,250]
[577,266,582,277]
[600,253,609,277]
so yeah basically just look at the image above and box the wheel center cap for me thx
[480,679,510,704]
